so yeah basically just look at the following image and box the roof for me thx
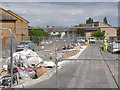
[86,28,98,31]
[0,13,17,21]
[28,26,34,30]
[7,10,29,23]
[93,21,111,26]
[79,24,92,27]
[47,27,98,32]
[66,28,76,32]
[0,8,29,23]
[47,28,68,32]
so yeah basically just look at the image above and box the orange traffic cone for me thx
[42,44,44,51]
[87,43,89,47]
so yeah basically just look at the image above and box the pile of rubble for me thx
[0,49,55,86]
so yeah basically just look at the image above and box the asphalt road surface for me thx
[27,43,119,89]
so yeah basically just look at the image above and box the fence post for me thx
[10,28,14,88]
[55,53,59,89]
[0,28,14,88]
[0,36,2,69]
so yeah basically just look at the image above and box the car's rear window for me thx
[19,42,29,45]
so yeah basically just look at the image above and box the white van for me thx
[88,37,96,43]
[108,41,120,53]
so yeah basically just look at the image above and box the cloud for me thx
[36,19,41,22]
[63,9,84,15]
[1,2,118,27]
[1,0,120,2]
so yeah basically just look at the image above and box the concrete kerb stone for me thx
[57,46,87,68]
[15,45,87,88]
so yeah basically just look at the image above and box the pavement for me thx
[26,43,119,88]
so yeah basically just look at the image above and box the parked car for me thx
[88,37,96,43]
[16,41,35,52]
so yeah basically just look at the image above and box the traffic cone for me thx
[87,43,89,47]
[42,44,44,51]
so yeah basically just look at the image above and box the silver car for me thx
[16,41,35,52]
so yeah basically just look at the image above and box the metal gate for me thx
[0,26,119,89]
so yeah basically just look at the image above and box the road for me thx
[27,43,119,88]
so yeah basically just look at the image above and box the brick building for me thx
[79,21,117,39]
[94,21,117,39]
[0,8,29,49]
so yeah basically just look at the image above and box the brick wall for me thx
[1,8,29,45]
[98,22,117,40]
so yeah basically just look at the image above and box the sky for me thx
[1,0,120,2]
[1,1,119,27]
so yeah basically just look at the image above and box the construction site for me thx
[0,2,120,90]
[0,26,119,89]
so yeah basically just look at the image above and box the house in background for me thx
[47,22,117,40]
[0,8,29,49]
[94,21,117,40]
[45,26,67,39]
[77,21,117,39]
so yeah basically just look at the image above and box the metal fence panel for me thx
[0,27,120,88]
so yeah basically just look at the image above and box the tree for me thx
[103,17,108,24]
[28,26,49,36]
[28,28,44,36]
[86,17,94,24]
[91,30,105,39]
[117,28,120,36]
[28,26,49,45]
[75,25,86,37]
[44,32,49,36]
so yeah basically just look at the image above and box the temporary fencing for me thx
[0,26,120,89]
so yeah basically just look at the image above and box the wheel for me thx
[32,49,35,51]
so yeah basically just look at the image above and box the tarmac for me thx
[27,44,119,88]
